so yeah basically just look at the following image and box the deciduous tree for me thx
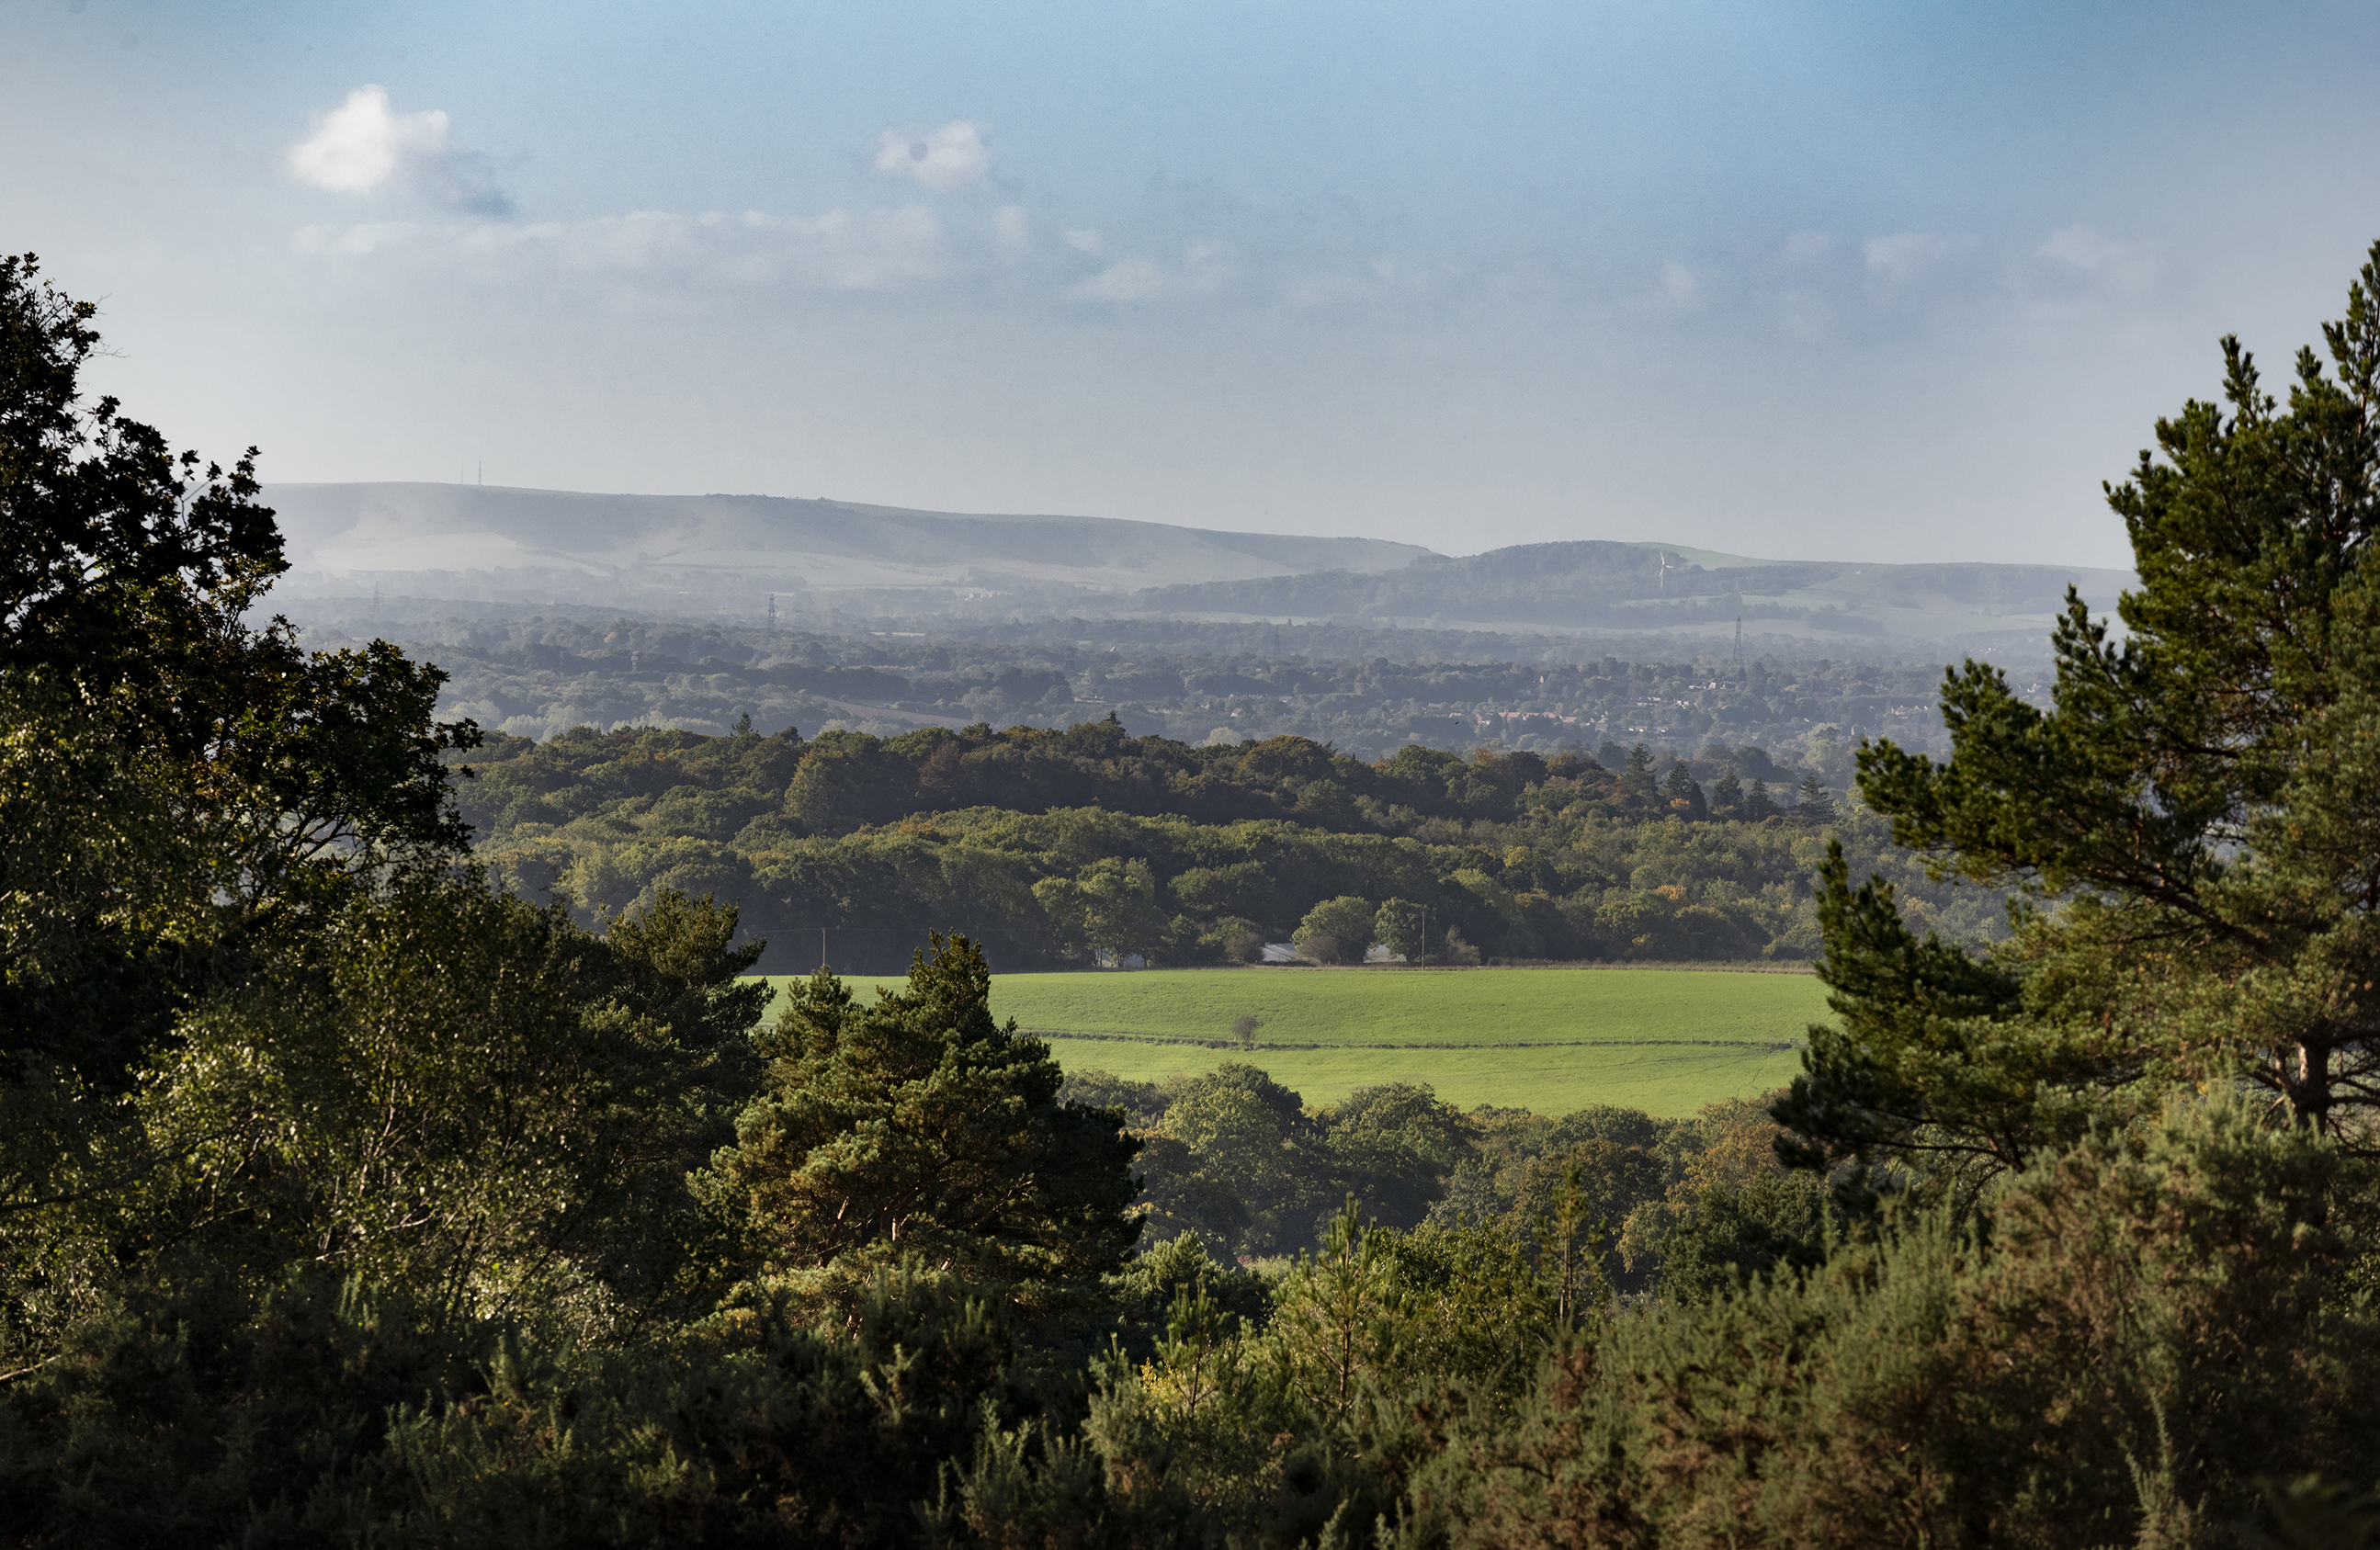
[1373,896,1426,963]
[0,255,479,921]
[1294,894,1377,965]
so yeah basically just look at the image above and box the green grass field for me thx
[749,966,1830,1118]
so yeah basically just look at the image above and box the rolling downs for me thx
[263,482,1428,604]
[266,481,2129,650]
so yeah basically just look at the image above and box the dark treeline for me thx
[1058,1062,1808,1298]
[452,717,2012,975]
[12,249,2380,1547]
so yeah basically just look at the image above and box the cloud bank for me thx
[281,106,2161,348]
[295,205,947,294]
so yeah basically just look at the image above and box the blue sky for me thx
[6,0,2377,565]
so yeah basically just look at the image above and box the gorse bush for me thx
[1402,1098,2380,1550]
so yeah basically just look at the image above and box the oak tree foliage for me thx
[0,255,483,1104]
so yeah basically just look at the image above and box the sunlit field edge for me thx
[747,966,1830,1119]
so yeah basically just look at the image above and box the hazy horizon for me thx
[10,2,2378,571]
[262,477,2136,569]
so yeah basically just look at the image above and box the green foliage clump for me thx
[1294,895,1379,964]
[1408,1100,2380,1550]
[708,935,1142,1309]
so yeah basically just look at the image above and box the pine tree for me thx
[1792,774,1835,824]
[1793,239,2380,1168]
[1710,767,1745,818]
[1621,742,1660,809]
[711,934,1141,1300]
[1662,763,1707,820]
[1773,842,2103,1192]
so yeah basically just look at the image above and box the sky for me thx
[6,1,2378,567]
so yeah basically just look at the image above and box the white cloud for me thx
[871,119,992,190]
[1783,231,1833,263]
[2038,223,2125,271]
[289,86,442,193]
[1063,228,1105,255]
[1069,243,1233,302]
[1619,259,1707,317]
[1863,232,1967,282]
[1068,257,1174,301]
[289,85,511,215]
[745,206,944,289]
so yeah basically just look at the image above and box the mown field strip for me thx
[748,966,1830,1117]
[1038,1037,1808,1118]
[1017,1030,1800,1052]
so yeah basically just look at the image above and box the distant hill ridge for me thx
[263,482,1429,603]
[264,481,2131,646]
[1110,538,2136,646]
